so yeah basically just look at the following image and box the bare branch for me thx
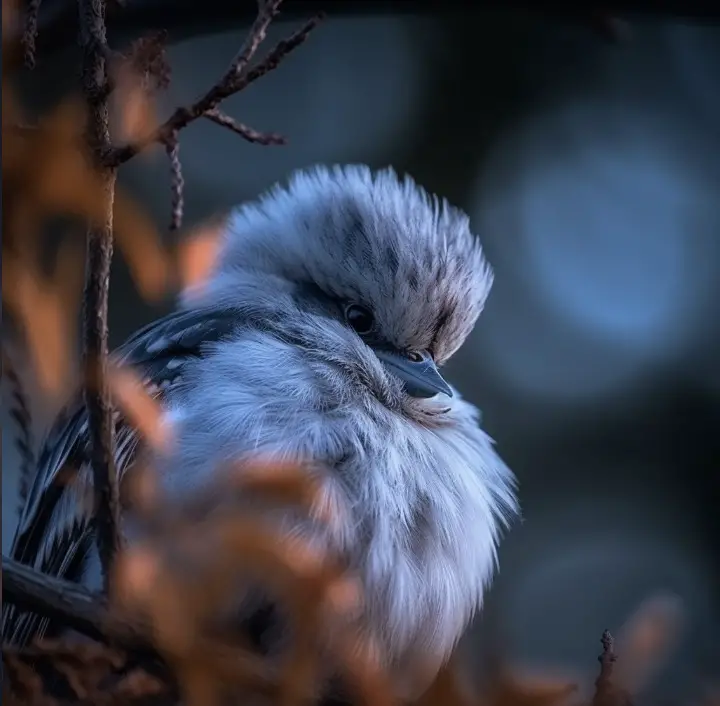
[164,129,184,231]
[0,3,360,705]
[2,553,278,694]
[104,13,322,167]
[204,108,286,145]
[592,630,632,706]
[226,0,283,79]
[21,0,41,68]
[3,555,124,643]
[78,0,121,587]
[2,243,83,403]
[593,630,617,706]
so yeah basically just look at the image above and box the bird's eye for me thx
[345,304,375,335]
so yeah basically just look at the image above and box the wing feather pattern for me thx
[3,307,241,645]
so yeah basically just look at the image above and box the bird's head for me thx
[188,165,493,412]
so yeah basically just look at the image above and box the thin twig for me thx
[204,108,286,145]
[227,0,283,79]
[78,0,121,588]
[22,0,41,68]
[104,13,322,167]
[164,130,183,231]
[593,630,632,706]
[2,555,125,644]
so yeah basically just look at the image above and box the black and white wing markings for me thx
[3,307,242,646]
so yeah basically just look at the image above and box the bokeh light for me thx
[471,99,719,407]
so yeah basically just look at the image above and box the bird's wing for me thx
[2,306,242,646]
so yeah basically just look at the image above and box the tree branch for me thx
[164,129,183,231]
[592,629,632,706]
[2,554,291,703]
[22,0,42,68]
[203,108,286,145]
[3,556,125,644]
[103,12,322,168]
[4,5,331,703]
[78,0,122,588]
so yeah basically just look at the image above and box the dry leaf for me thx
[120,462,162,514]
[233,460,330,521]
[112,544,162,609]
[54,465,81,487]
[2,0,18,42]
[615,593,685,694]
[113,188,172,302]
[107,365,173,451]
[415,659,477,706]
[111,61,158,144]
[336,633,395,706]
[324,576,362,617]
[488,667,578,706]
[27,100,96,213]
[278,534,327,578]
[2,244,82,399]
[103,459,387,706]
[177,216,227,301]
[6,97,170,304]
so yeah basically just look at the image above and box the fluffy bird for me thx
[4,164,518,697]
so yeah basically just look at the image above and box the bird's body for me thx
[4,165,518,697]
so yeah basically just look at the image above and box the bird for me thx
[4,164,518,699]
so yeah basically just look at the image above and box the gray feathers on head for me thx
[186,164,494,365]
[168,164,519,690]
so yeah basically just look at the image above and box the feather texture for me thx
[4,165,518,697]
[2,348,36,515]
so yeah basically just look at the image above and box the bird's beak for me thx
[374,349,453,399]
